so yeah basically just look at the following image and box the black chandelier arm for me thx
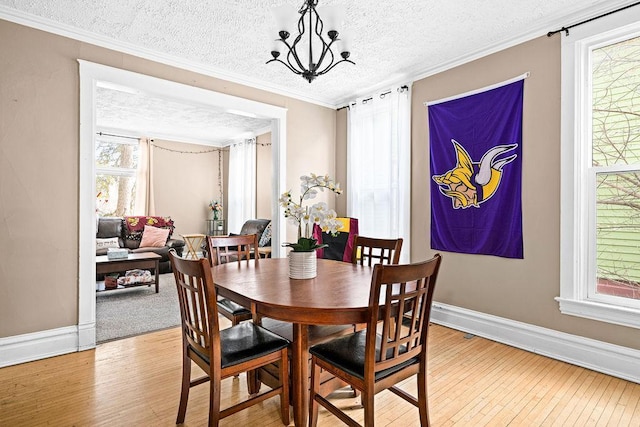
[286,45,306,73]
[317,57,355,77]
[288,7,310,71]
[312,8,332,61]
[306,2,319,71]
[278,37,306,72]
[311,17,334,72]
[314,38,339,75]
[266,57,304,75]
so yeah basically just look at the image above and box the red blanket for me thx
[123,216,175,240]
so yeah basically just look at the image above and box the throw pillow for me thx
[259,222,272,247]
[96,237,120,251]
[139,225,170,248]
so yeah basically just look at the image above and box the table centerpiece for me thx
[280,173,343,279]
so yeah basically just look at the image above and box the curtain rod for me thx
[337,85,409,111]
[96,131,146,141]
[547,1,640,37]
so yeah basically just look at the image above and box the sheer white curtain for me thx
[134,137,154,215]
[347,85,411,262]
[227,138,256,234]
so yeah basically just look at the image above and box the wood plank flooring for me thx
[0,322,638,426]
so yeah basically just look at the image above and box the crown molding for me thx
[334,0,637,105]
[0,6,338,109]
[409,1,631,85]
[2,1,637,110]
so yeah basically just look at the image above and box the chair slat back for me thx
[352,235,403,266]
[169,253,220,363]
[365,254,441,374]
[206,234,260,266]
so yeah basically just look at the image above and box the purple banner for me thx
[429,79,523,258]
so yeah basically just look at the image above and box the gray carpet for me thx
[96,273,181,343]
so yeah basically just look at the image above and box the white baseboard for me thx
[430,302,640,384]
[0,325,95,368]
[78,321,97,351]
[2,304,639,384]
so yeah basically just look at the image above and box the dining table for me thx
[212,257,374,427]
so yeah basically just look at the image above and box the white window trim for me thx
[558,8,640,329]
[95,133,138,176]
[95,167,137,177]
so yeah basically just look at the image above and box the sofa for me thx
[239,219,272,246]
[96,216,185,274]
[202,218,272,259]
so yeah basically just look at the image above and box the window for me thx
[227,139,256,234]
[347,85,411,262]
[95,134,139,217]
[559,9,640,329]
[592,36,640,305]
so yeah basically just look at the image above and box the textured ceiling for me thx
[96,85,272,146]
[0,0,633,144]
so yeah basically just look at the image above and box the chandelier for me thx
[267,0,355,83]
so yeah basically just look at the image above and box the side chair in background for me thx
[352,235,403,266]
[205,234,260,326]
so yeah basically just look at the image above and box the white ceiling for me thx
[96,84,272,146]
[0,0,634,144]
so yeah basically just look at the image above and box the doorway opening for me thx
[78,60,287,349]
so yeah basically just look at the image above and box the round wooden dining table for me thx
[212,257,374,427]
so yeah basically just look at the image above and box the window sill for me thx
[555,297,640,330]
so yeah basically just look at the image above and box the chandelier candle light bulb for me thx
[280,173,343,279]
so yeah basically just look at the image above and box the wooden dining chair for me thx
[351,235,405,333]
[205,234,259,326]
[168,252,290,427]
[308,254,442,427]
[352,235,403,266]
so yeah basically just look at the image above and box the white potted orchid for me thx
[280,173,343,278]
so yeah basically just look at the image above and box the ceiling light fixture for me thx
[267,0,354,83]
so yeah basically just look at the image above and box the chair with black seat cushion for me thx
[169,252,290,427]
[308,254,442,427]
[352,235,403,266]
[205,234,259,326]
[351,235,404,334]
[351,234,403,330]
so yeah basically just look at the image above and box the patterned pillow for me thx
[259,222,272,247]
[123,216,174,241]
[96,237,120,251]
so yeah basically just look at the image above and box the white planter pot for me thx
[288,251,317,279]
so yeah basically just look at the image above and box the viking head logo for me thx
[432,139,518,209]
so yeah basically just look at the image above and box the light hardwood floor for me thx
[1,321,638,426]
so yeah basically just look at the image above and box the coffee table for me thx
[96,252,162,293]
